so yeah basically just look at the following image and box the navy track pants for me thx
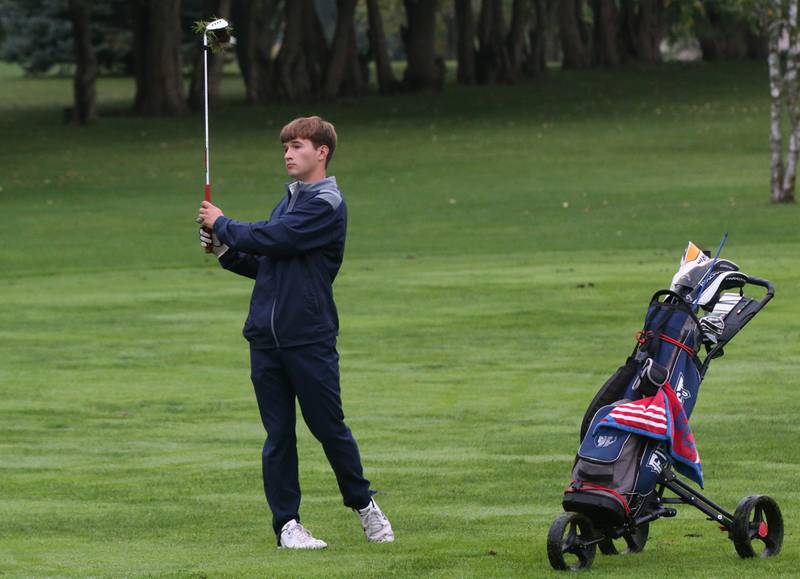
[249,339,372,537]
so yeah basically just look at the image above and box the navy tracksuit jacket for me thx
[213,176,372,537]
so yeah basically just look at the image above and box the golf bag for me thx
[563,290,703,527]
[548,244,782,571]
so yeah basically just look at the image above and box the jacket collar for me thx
[286,176,338,198]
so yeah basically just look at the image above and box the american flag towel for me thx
[593,383,704,487]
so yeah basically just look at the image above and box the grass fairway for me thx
[1,60,798,577]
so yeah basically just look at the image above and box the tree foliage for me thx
[0,0,73,74]
[0,0,136,75]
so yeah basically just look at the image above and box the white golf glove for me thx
[199,227,228,257]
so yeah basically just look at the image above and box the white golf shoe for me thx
[279,519,327,550]
[357,499,395,543]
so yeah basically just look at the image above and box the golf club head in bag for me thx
[700,315,725,344]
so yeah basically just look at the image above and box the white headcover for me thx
[695,271,748,307]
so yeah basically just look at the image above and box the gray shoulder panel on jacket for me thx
[314,190,342,210]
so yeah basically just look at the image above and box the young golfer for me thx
[196,116,394,549]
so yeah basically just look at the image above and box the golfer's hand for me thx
[199,227,229,257]
[197,200,224,229]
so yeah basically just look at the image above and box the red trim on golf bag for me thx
[565,481,631,514]
[658,333,696,357]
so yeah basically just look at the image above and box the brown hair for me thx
[280,116,337,167]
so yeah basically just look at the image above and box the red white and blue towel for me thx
[593,383,704,487]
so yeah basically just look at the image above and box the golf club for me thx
[201,18,229,252]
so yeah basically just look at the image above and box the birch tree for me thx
[767,0,799,203]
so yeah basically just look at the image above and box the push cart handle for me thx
[745,276,775,307]
[699,275,774,378]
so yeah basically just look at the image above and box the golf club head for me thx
[205,18,229,31]
[700,315,725,344]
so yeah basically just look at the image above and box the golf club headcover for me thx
[634,357,669,397]
[670,241,711,296]
[696,270,748,311]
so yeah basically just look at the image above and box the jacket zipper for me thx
[270,298,280,347]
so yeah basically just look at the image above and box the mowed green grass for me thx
[1,61,798,577]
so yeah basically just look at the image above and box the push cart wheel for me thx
[731,495,783,558]
[547,512,597,571]
[597,522,648,556]
[598,538,618,555]
[623,522,649,553]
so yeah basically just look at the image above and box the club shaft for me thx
[203,32,211,201]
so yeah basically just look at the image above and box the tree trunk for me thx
[402,0,443,91]
[188,0,232,112]
[272,0,327,101]
[476,0,512,83]
[324,0,362,100]
[745,28,769,60]
[233,0,253,98]
[366,0,398,93]
[506,0,531,81]
[233,0,283,104]
[454,0,476,84]
[341,17,368,97]
[591,0,619,66]
[636,0,663,63]
[67,0,98,124]
[302,0,329,97]
[132,0,186,115]
[253,0,284,103]
[780,1,799,203]
[620,0,663,64]
[769,12,787,203]
[524,0,548,78]
[559,0,591,69]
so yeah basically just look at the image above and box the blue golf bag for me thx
[563,290,704,527]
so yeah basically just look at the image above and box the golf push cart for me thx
[547,240,784,571]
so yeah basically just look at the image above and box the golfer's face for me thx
[283,138,321,179]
